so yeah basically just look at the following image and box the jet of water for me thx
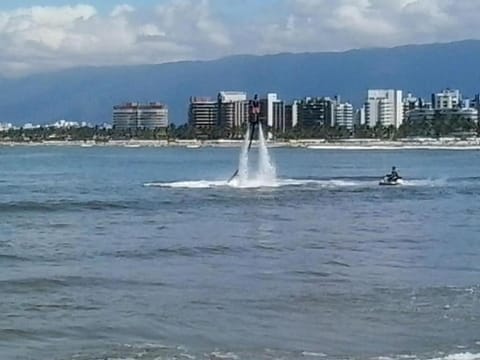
[257,125,277,183]
[237,125,250,185]
[232,124,277,187]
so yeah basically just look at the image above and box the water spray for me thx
[228,94,262,183]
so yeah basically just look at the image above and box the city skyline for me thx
[3,87,479,133]
[1,1,480,76]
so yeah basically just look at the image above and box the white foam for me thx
[302,351,327,357]
[145,178,363,189]
[145,177,457,190]
[180,353,196,359]
[429,353,480,360]
[145,180,227,189]
[402,179,447,187]
[210,351,239,359]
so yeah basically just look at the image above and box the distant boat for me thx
[124,144,141,148]
[186,145,200,149]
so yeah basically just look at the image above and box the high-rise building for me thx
[407,91,478,124]
[217,91,248,129]
[113,102,169,130]
[285,101,298,129]
[355,106,366,127]
[188,97,218,133]
[365,89,403,128]
[334,102,354,129]
[137,103,169,129]
[432,89,461,109]
[113,104,138,130]
[296,97,336,128]
[260,93,286,133]
[260,93,286,131]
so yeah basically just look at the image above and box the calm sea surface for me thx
[0,146,479,360]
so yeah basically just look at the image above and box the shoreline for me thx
[1,138,480,150]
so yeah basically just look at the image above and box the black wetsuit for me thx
[389,171,399,181]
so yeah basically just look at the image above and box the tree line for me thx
[0,115,478,142]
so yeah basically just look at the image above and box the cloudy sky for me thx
[0,0,478,76]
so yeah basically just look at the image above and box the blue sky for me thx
[0,0,284,17]
[0,0,477,76]
[1,0,140,11]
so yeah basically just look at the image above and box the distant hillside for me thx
[1,40,480,125]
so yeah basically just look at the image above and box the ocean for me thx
[0,146,479,360]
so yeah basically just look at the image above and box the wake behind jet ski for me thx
[379,166,403,186]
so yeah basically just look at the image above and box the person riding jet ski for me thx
[388,166,400,181]
[379,166,403,185]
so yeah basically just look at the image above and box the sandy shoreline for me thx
[1,138,480,149]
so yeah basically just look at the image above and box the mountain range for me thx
[1,40,480,126]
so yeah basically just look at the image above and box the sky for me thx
[0,0,478,76]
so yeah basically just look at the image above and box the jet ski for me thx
[379,175,403,186]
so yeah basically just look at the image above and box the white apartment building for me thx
[260,93,286,135]
[113,102,169,130]
[334,102,354,129]
[218,91,248,128]
[365,89,403,128]
[265,93,281,128]
[355,106,366,126]
[433,89,461,109]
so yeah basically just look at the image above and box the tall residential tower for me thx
[365,89,403,128]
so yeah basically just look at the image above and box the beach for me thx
[1,137,480,149]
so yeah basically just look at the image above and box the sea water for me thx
[1,146,480,360]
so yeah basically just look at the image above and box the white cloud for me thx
[155,0,231,47]
[0,0,480,76]
[110,4,135,17]
[0,1,229,76]
[253,0,480,53]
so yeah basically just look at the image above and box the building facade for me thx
[355,106,366,127]
[432,89,461,109]
[334,101,354,129]
[285,101,299,129]
[365,89,403,128]
[259,93,286,132]
[188,97,218,134]
[295,96,353,129]
[217,91,248,129]
[113,102,168,130]
[296,97,336,128]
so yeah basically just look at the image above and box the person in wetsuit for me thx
[388,166,400,181]
[249,94,261,124]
